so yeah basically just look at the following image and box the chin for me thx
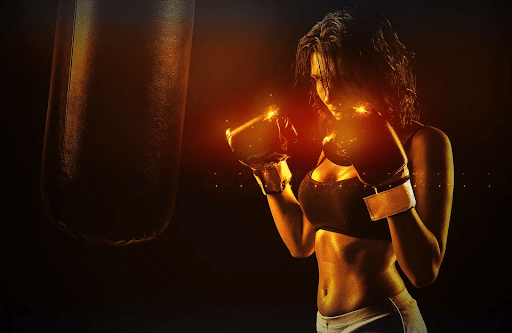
[330,111,341,119]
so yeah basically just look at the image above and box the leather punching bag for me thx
[41,1,195,245]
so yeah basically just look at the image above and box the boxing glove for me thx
[226,107,297,194]
[322,107,407,186]
[322,107,416,220]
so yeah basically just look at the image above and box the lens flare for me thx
[352,102,370,114]
[265,105,279,120]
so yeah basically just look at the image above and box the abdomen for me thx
[315,229,405,316]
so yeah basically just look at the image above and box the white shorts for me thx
[316,288,428,332]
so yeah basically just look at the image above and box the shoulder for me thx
[411,125,451,154]
[409,124,453,170]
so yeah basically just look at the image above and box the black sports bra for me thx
[298,123,424,241]
[298,172,391,240]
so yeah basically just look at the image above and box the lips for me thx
[330,108,352,119]
[331,111,342,119]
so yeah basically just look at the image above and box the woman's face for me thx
[310,52,376,120]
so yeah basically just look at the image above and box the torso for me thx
[310,121,424,316]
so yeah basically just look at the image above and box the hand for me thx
[226,108,297,195]
[226,109,297,169]
[322,107,408,187]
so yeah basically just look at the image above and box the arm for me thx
[387,127,454,287]
[266,183,316,258]
[225,111,315,258]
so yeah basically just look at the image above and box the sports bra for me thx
[298,123,424,241]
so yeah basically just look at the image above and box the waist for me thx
[317,287,415,324]
[317,264,405,317]
[315,230,404,316]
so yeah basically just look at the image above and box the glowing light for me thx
[265,104,279,120]
[352,102,370,114]
[266,109,278,120]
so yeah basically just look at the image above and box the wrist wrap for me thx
[253,159,291,195]
[364,179,416,221]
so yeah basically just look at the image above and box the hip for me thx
[316,288,428,333]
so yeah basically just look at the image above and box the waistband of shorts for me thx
[387,287,416,310]
[317,288,414,325]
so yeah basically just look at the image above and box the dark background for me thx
[1,1,511,332]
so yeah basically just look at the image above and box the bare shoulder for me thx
[409,124,453,170]
[413,125,451,146]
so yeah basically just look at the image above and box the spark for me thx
[265,105,279,120]
[352,102,370,114]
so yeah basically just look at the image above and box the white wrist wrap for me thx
[253,159,292,195]
[364,179,416,221]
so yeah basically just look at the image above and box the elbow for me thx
[291,252,312,259]
[411,276,435,288]
[410,266,440,288]
[289,247,314,259]
[409,247,445,288]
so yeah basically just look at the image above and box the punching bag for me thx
[41,1,195,245]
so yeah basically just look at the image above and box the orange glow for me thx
[352,102,370,114]
[265,104,279,120]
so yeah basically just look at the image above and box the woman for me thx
[228,9,453,333]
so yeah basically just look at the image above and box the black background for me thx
[1,1,511,332]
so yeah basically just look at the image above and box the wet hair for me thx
[295,9,419,134]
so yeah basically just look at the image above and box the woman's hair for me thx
[295,9,420,134]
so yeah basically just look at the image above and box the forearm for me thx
[387,208,442,287]
[266,184,315,258]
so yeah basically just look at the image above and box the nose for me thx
[322,84,340,107]
[323,87,333,105]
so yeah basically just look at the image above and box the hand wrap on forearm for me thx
[364,179,416,221]
[253,159,291,195]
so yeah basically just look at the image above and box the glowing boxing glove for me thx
[322,107,416,220]
[226,108,297,194]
